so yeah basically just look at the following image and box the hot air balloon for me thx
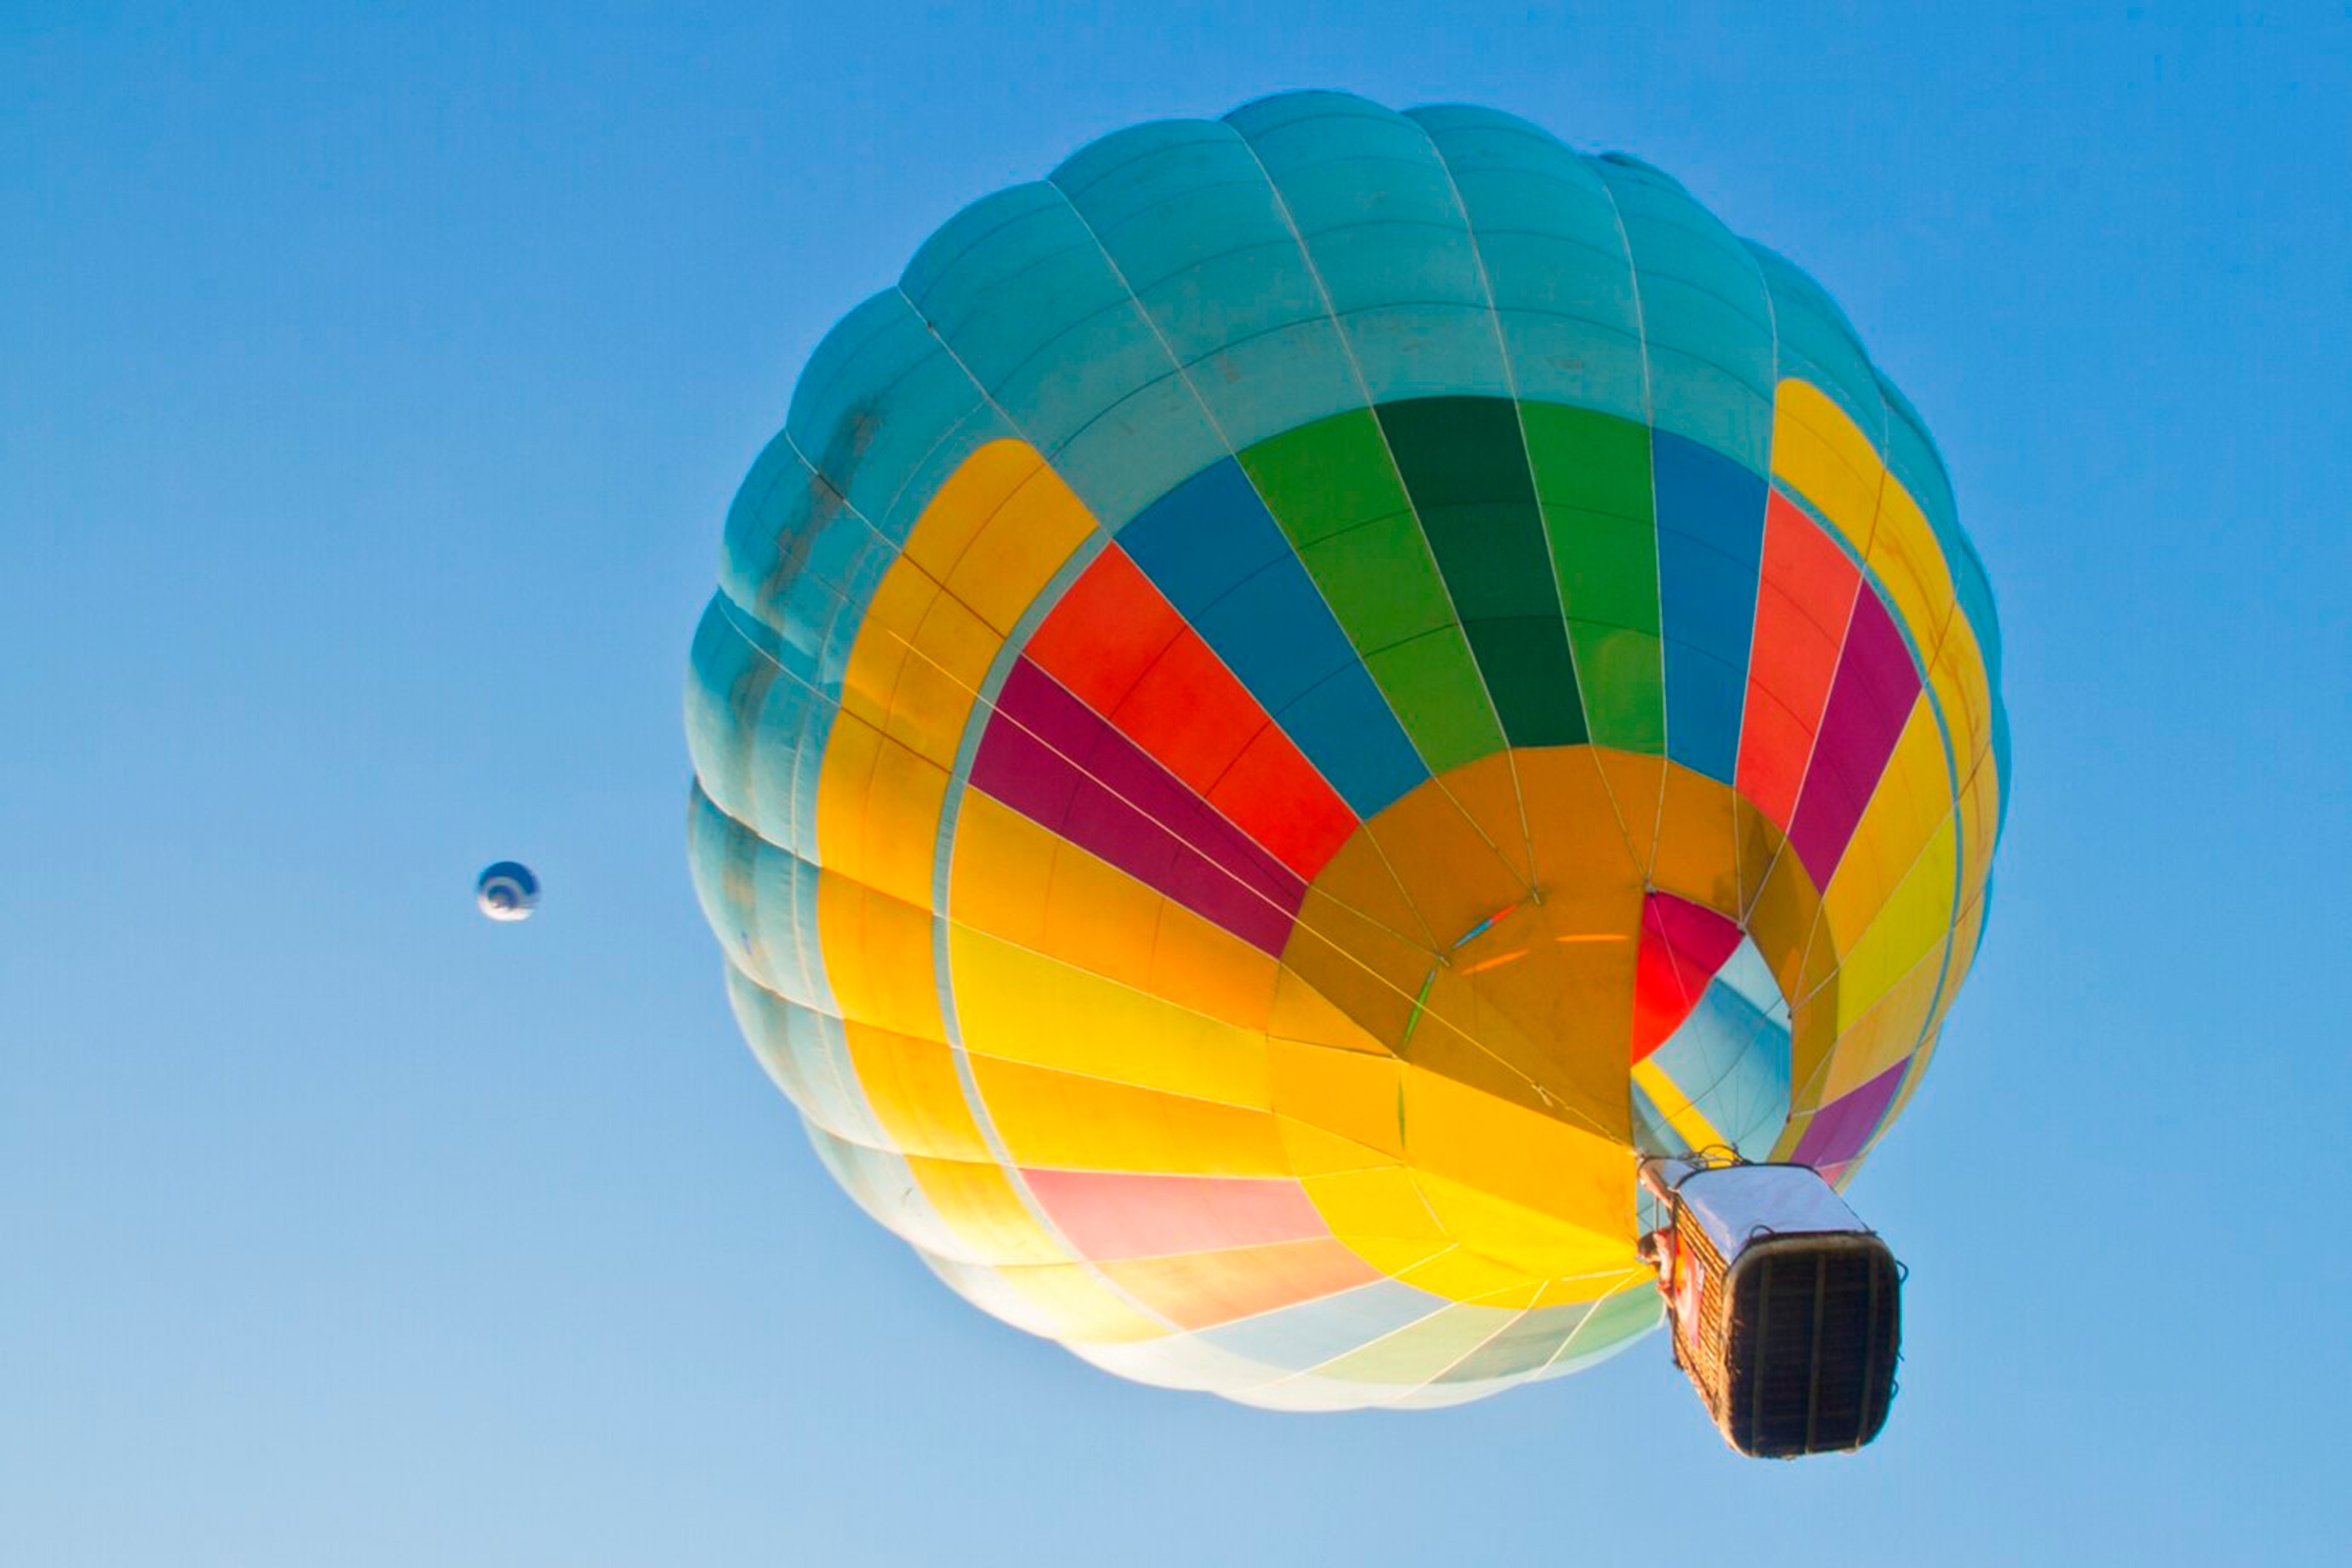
[475,861,540,922]
[684,91,2006,1451]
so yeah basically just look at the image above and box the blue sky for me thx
[6,3,2346,1563]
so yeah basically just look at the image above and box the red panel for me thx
[1632,892,1743,1061]
[1024,547,1185,716]
[1022,1170,1330,1260]
[1207,724,1359,879]
[1112,629,1265,792]
[1099,1238,1384,1331]
[1738,494,1861,828]
[1020,545,1359,885]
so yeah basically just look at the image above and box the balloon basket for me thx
[1640,1161,1902,1458]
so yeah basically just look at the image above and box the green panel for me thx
[1243,409,1416,544]
[1544,508,1661,634]
[1462,616,1588,746]
[1365,630,1508,774]
[1520,402,1664,753]
[1376,397,1587,747]
[1298,514,1455,648]
[1242,409,1506,771]
[1565,622,1667,752]
[1519,402,1654,520]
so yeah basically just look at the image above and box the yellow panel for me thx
[1275,1115,1401,1179]
[1746,842,1825,1004]
[1362,775,1531,949]
[815,873,949,1041]
[950,926,1273,1108]
[1302,1164,1447,1244]
[1819,943,1946,1104]
[1633,1055,1733,1155]
[1958,753,2002,912]
[1432,752,1539,886]
[1410,1168,1633,1280]
[971,1056,1292,1176]
[1931,891,1989,1039]
[1148,901,1282,1035]
[1787,992,1842,1119]
[1864,481,1958,656]
[836,565,932,732]
[1588,748,1666,873]
[1268,965,1395,1056]
[901,439,1056,583]
[1266,1038,1405,1156]
[814,711,948,909]
[1651,760,1741,915]
[1930,612,1994,777]
[978,1259,1171,1345]
[1396,1066,1633,1249]
[890,587,997,767]
[1394,1249,1546,1306]
[1281,872,1438,1050]
[1831,816,1958,1030]
[844,1023,993,1163]
[1822,697,1949,953]
[904,1154,1073,1267]
[959,820,1283,1033]
[944,464,1099,634]
[946,790,1051,947]
[1771,378,1884,552]
[1733,793,1788,920]
[1036,835,1175,999]
[1516,747,1647,900]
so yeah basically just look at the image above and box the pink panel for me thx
[1022,1169,1331,1261]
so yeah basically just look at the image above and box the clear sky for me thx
[6,3,2347,1563]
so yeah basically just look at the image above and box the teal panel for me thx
[1051,119,1370,453]
[1226,92,1513,405]
[1591,153,1777,474]
[1409,104,1648,424]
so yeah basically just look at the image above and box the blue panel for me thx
[1116,460,1290,607]
[1190,557,1356,711]
[1653,432,1765,781]
[1121,458,1427,813]
[1651,970,1793,1161]
[1269,657,1429,817]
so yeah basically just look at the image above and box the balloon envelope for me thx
[685,92,2007,1410]
[475,861,539,922]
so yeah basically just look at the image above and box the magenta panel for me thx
[969,659,1305,954]
[1791,1057,1908,1170]
[1786,589,1922,884]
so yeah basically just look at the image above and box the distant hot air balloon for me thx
[685,92,2006,1451]
[475,861,539,922]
